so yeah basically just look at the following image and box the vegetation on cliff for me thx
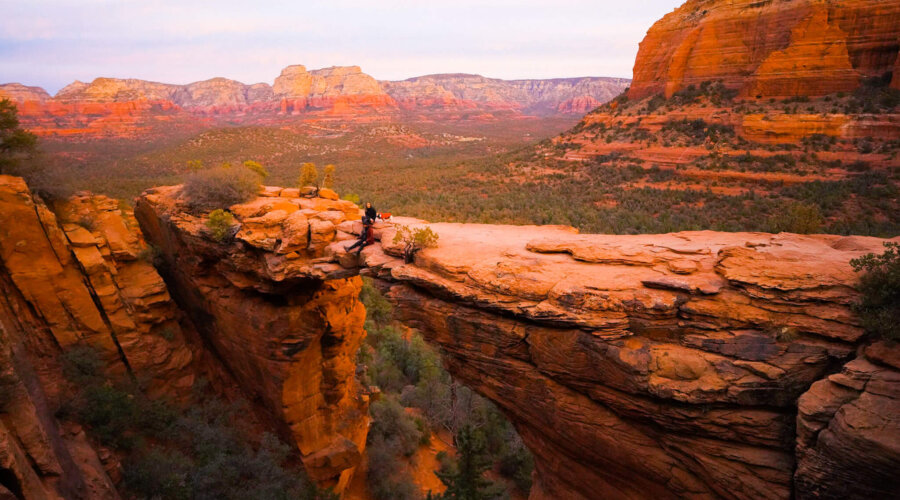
[58,345,335,500]
[359,279,533,499]
[852,242,900,341]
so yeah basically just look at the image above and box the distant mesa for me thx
[0,64,631,137]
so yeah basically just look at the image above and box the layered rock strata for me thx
[0,176,197,498]
[135,185,900,500]
[630,0,900,99]
[133,186,370,492]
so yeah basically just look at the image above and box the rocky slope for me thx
[1,66,629,137]
[630,0,900,99]
[546,0,900,209]
[131,185,899,500]
[0,177,373,497]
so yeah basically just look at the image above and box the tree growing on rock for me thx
[0,98,37,175]
[392,225,439,263]
[243,160,269,179]
[299,162,318,188]
[323,164,336,189]
[206,209,236,242]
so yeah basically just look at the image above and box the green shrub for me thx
[361,277,393,326]
[243,160,269,179]
[342,193,361,205]
[851,242,900,341]
[182,167,260,210]
[369,397,422,457]
[206,209,236,242]
[392,225,439,263]
[61,344,105,385]
[769,202,823,234]
[299,162,318,188]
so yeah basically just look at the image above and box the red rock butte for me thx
[629,0,900,99]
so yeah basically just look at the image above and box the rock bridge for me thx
[2,177,895,500]
[133,185,900,500]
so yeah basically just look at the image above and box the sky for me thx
[1,0,684,95]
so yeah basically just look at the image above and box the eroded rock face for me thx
[372,225,899,499]
[795,341,900,499]
[131,185,900,500]
[134,186,369,492]
[630,0,900,99]
[0,175,198,498]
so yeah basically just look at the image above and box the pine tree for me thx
[429,425,503,500]
[0,98,37,174]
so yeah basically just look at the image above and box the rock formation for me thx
[0,175,197,498]
[383,74,629,114]
[133,185,370,492]
[630,0,900,99]
[0,177,369,496]
[1,66,630,137]
[131,185,900,500]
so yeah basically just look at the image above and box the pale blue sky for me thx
[1,0,684,94]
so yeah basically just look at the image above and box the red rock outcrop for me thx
[134,186,370,493]
[369,224,899,499]
[133,185,900,499]
[0,175,199,498]
[795,340,900,499]
[630,0,900,99]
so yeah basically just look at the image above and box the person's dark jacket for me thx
[365,206,377,222]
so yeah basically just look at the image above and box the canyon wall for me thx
[0,175,197,499]
[630,0,900,99]
[0,177,372,497]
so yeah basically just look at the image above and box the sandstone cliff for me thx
[3,66,629,137]
[382,74,630,114]
[0,175,197,498]
[630,0,900,99]
[133,186,371,492]
[0,177,373,496]
[131,185,900,500]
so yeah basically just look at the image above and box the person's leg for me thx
[346,239,363,252]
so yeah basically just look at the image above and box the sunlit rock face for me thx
[134,182,900,500]
[134,185,370,493]
[0,175,197,498]
[372,224,899,500]
[629,0,900,100]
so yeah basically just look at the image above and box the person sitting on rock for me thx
[364,202,377,224]
[345,218,375,255]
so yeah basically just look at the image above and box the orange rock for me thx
[630,0,900,99]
